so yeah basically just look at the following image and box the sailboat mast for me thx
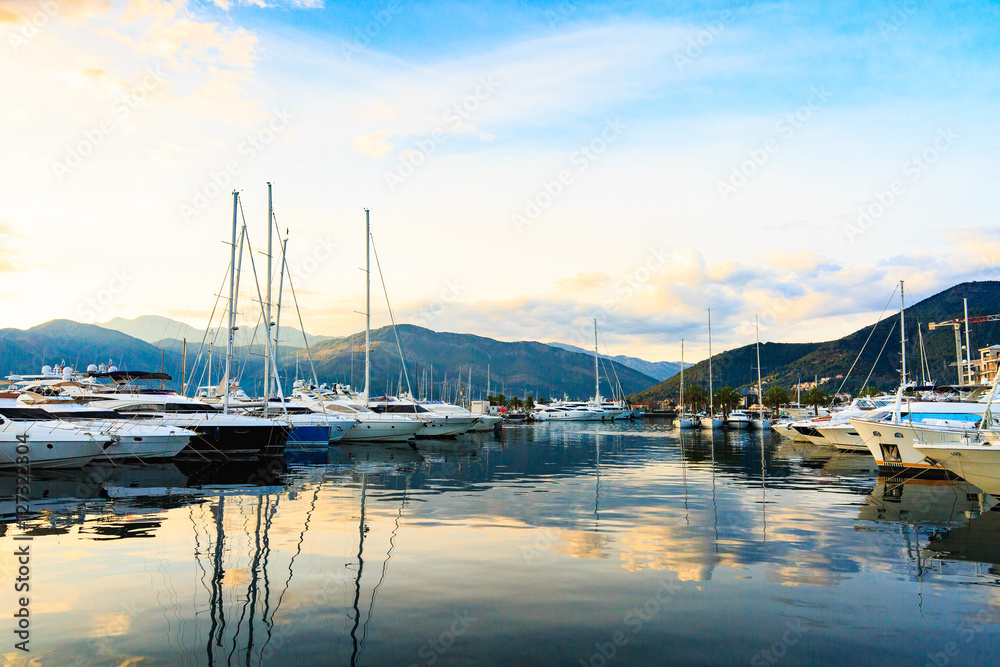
[755,315,763,421]
[264,182,273,415]
[594,319,600,403]
[224,191,238,415]
[708,308,714,415]
[680,339,684,412]
[364,208,371,406]
[900,280,907,386]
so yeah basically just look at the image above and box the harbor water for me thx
[3,421,1000,666]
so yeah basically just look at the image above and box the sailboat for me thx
[751,315,770,430]
[700,308,725,429]
[677,339,699,429]
[293,209,422,443]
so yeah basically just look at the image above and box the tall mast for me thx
[900,280,907,386]
[680,339,684,412]
[755,315,763,421]
[264,182,273,416]
[594,319,600,403]
[708,308,714,415]
[964,297,973,384]
[224,191,238,415]
[364,208,371,406]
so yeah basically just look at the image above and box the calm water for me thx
[3,421,1000,666]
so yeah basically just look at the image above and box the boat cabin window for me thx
[48,410,122,420]
[0,407,57,421]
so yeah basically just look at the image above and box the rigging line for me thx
[187,243,237,396]
[860,321,898,394]
[357,482,408,662]
[271,213,321,390]
[832,283,900,401]
[597,325,625,400]
[369,232,413,397]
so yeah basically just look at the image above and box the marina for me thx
[2,422,1000,665]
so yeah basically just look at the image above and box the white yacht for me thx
[291,388,422,443]
[727,410,753,430]
[849,394,987,475]
[12,381,196,460]
[427,400,501,432]
[0,405,112,468]
[369,397,479,438]
[915,441,1000,495]
[812,397,895,452]
[531,403,602,421]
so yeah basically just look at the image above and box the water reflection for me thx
[1,423,999,665]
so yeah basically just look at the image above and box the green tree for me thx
[525,395,535,411]
[683,384,709,412]
[713,387,741,418]
[764,386,790,414]
[859,386,879,398]
[803,386,827,416]
[509,396,523,410]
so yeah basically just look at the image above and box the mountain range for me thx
[98,315,330,349]
[631,281,1000,404]
[545,342,686,381]
[1,320,658,400]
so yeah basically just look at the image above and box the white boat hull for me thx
[850,417,971,475]
[342,417,422,443]
[914,443,1000,495]
[677,417,700,429]
[0,432,109,469]
[701,417,725,429]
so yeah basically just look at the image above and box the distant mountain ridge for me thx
[631,281,1000,404]
[99,315,331,349]
[545,342,686,381]
[1,320,660,400]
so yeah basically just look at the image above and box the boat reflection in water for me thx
[3,423,1000,665]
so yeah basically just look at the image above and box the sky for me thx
[1,0,999,362]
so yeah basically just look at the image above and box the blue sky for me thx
[1,0,998,360]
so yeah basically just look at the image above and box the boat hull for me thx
[341,418,422,443]
[850,418,967,477]
[914,443,1000,495]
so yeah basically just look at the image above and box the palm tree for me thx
[525,395,535,411]
[509,396,523,410]
[684,384,709,413]
[803,386,827,416]
[764,386,790,414]
[713,386,741,418]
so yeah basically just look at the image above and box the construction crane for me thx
[928,309,1000,384]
